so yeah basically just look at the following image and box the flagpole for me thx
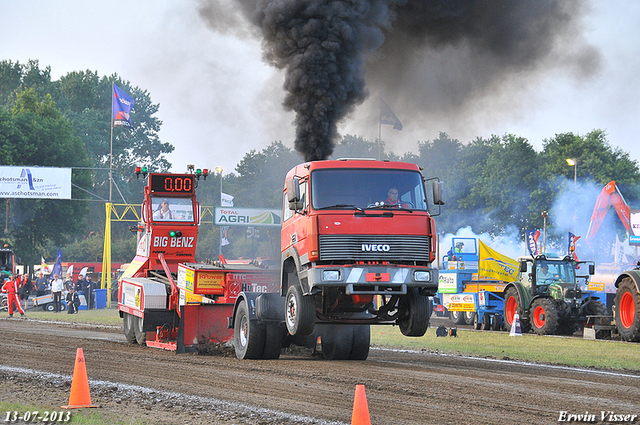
[109,84,113,203]
[378,98,382,160]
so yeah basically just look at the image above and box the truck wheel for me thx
[261,322,283,360]
[530,298,559,335]
[481,312,491,330]
[503,287,531,334]
[350,325,370,360]
[123,313,137,343]
[473,313,481,330]
[614,278,640,342]
[285,284,316,336]
[398,288,429,336]
[321,325,353,360]
[449,311,466,325]
[134,315,146,345]
[234,300,266,359]
[464,311,475,325]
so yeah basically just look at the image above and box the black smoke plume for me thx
[199,0,597,161]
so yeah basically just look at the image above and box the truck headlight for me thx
[322,270,340,281]
[414,271,431,282]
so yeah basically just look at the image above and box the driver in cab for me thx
[385,188,410,208]
[537,264,554,284]
[153,199,185,220]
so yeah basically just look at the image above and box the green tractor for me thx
[613,263,640,341]
[502,255,608,335]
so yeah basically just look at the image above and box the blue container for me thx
[94,289,107,309]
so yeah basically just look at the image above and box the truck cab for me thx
[280,159,443,337]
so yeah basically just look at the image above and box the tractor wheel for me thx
[503,287,531,334]
[349,325,371,360]
[320,325,353,360]
[261,322,284,360]
[398,288,430,336]
[464,311,475,325]
[285,283,316,336]
[530,298,559,335]
[473,313,481,330]
[123,313,137,343]
[449,311,466,325]
[614,278,640,342]
[234,300,266,359]
[134,315,146,345]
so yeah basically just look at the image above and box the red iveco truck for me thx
[232,159,443,360]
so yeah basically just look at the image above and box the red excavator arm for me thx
[585,181,630,243]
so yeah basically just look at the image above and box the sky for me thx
[2,1,640,177]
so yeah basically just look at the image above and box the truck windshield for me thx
[151,196,194,222]
[310,168,428,211]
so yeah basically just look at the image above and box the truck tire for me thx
[261,322,283,360]
[321,325,353,360]
[530,298,559,335]
[398,288,429,336]
[503,287,531,334]
[449,311,466,325]
[350,325,370,360]
[285,284,316,336]
[134,315,146,345]
[481,312,491,330]
[234,300,266,359]
[614,278,640,342]
[473,313,481,330]
[464,311,475,325]
[123,313,137,344]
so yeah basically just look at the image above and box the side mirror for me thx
[520,262,528,273]
[589,264,595,275]
[432,181,444,206]
[286,178,303,211]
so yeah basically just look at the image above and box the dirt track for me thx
[1,317,639,425]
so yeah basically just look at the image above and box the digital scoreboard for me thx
[149,174,195,194]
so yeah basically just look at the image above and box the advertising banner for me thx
[630,209,640,245]
[214,207,282,226]
[0,166,71,199]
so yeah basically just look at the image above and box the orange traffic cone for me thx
[62,348,98,409]
[351,384,371,425]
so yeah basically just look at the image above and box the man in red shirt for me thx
[2,274,25,317]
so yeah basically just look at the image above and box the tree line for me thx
[1,59,639,267]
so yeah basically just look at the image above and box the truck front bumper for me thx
[304,265,438,296]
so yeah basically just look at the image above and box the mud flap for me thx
[176,304,235,354]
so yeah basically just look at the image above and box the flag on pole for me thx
[478,240,519,282]
[380,98,402,130]
[50,247,62,280]
[221,192,234,207]
[568,232,580,261]
[41,257,51,273]
[66,264,74,281]
[112,83,135,128]
[525,229,541,256]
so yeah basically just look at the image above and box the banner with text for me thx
[214,207,282,226]
[0,166,71,199]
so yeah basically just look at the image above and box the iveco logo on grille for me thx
[361,244,391,252]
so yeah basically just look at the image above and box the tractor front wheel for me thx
[614,278,640,342]
[503,287,531,334]
[530,298,559,335]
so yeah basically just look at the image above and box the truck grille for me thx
[319,235,429,262]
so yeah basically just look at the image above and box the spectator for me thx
[63,273,74,292]
[19,273,33,310]
[50,273,64,313]
[34,271,48,296]
[75,274,87,296]
[65,287,80,314]
[85,275,95,309]
[1,274,25,317]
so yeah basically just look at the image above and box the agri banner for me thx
[629,209,640,246]
[0,166,71,199]
[214,207,282,227]
[478,240,519,282]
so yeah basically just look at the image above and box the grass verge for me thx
[371,325,640,372]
